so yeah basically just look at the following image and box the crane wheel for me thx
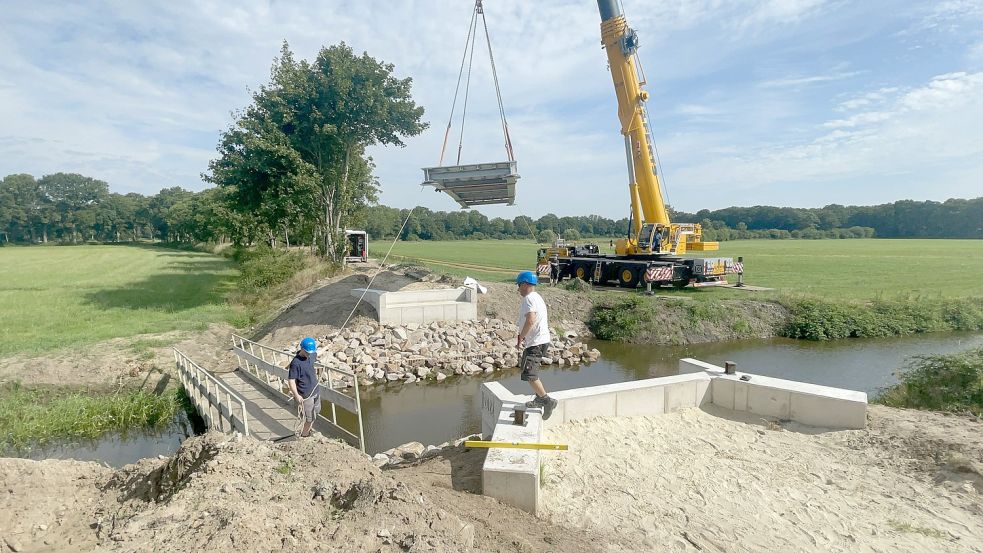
[618,268,640,288]
[575,264,589,281]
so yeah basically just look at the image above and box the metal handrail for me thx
[230,334,364,452]
[173,348,249,436]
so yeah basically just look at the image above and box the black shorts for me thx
[520,343,548,381]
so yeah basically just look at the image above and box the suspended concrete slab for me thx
[422,161,518,208]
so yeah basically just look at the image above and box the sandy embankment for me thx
[541,405,983,553]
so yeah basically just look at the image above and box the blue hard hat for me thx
[516,271,538,286]
[300,337,317,353]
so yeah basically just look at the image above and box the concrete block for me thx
[712,372,866,428]
[712,378,735,410]
[733,381,748,411]
[665,380,698,412]
[402,306,425,324]
[483,464,539,514]
[482,399,541,514]
[790,392,867,429]
[423,304,443,322]
[479,382,515,438]
[696,378,711,406]
[679,358,725,375]
[746,385,790,419]
[615,386,665,417]
[563,393,617,422]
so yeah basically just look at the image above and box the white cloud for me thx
[761,71,861,88]
[0,0,981,218]
[732,0,828,31]
[670,72,983,198]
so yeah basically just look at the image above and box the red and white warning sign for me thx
[537,263,551,276]
[733,262,744,274]
[645,266,673,282]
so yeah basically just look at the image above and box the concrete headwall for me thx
[351,287,477,325]
[540,373,712,431]
[478,359,868,516]
[679,358,868,430]
[481,399,543,514]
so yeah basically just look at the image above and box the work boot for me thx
[525,395,548,409]
[542,397,558,421]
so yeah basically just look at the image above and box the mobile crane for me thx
[538,0,740,288]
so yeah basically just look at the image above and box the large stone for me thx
[392,327,408,341]
[395,441,426,460]
[436,372,447,382]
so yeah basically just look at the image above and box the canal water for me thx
[13,332,982,461]
[16,410,203,468]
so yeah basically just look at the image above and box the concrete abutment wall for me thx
[479,358,868,515]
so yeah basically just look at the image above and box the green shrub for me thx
[588,296,652,341]
[236,245,307,291]
[875,348,983,416]
[782,297,983,341]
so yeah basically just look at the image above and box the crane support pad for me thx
[464,440,568,451]
[422,161,518,208]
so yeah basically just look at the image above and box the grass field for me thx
[0,245,238,357]
[381,239,983,300]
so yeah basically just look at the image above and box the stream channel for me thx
[15,331,983,464]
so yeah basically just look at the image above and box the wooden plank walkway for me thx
[216,369,297,441]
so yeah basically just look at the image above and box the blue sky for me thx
[1,0,981,219]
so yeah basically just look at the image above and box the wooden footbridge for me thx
[173,334,365,451]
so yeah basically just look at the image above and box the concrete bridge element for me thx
[351,287,477,325]
[478,358,868,515]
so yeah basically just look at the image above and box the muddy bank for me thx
[634,298,789,345]
[0,432,603,553]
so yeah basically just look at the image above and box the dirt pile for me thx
[0,432,603,552]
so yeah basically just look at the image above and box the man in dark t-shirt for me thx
[288,337,320,437]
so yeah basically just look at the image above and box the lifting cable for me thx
[438,0,514,167]
[346,2,516,331]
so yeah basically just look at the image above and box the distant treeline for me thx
[1,172,980,245]
[363,198,983,241]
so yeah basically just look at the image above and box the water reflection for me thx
[16,411,201,468]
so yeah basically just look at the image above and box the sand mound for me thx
[541,405,983,553]
[1,431,603,552]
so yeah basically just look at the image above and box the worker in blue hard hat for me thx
[287,336,320,438]
[514,271,558,420]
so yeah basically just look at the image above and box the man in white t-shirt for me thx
[514,271,558,419]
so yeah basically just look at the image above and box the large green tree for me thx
[37,173,109,243]
[207,42,426,258]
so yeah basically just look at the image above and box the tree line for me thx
[2,172,979,246]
